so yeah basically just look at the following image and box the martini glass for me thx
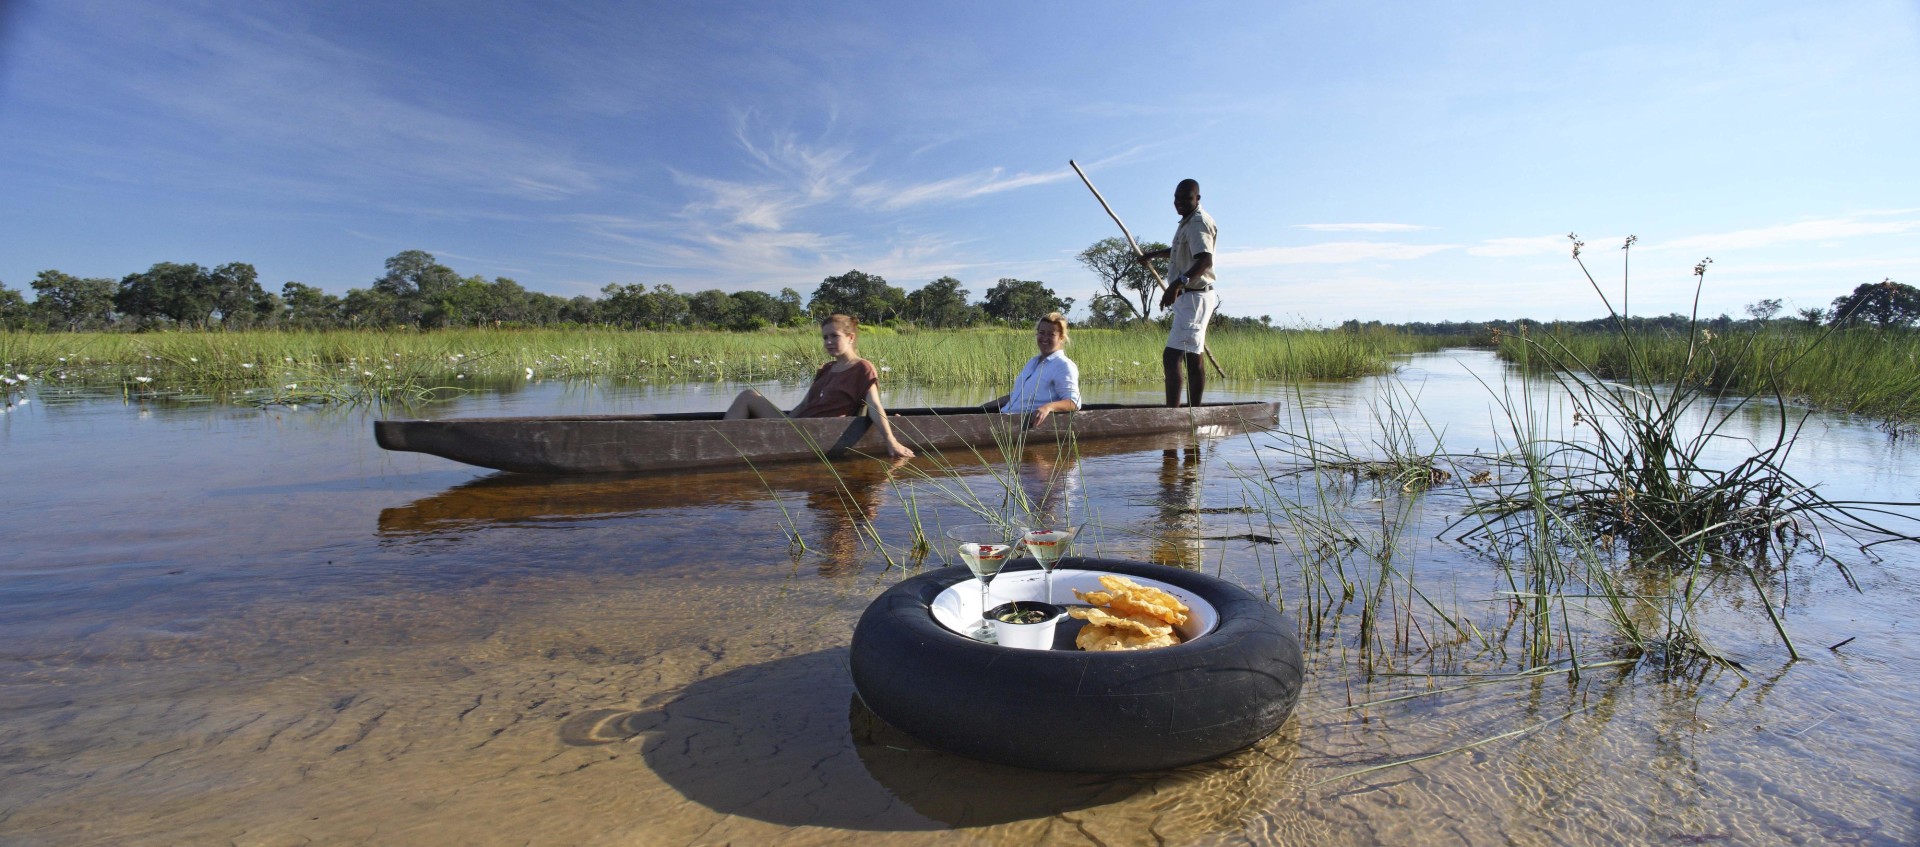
[1020,522,1083,605]
[944,523,1014,643]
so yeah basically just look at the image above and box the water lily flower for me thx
[134,376,152,383]
[241,363,254,369]
[14,374,26,381]
[363,371,374,377]
[525,368,534,378]
[285,383,297,389]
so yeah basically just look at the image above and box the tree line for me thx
[1353,280,1920,337]
[0,250,1089,332]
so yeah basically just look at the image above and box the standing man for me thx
[1137,178,1217,408]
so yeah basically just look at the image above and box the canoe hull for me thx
[374,402,1278,474]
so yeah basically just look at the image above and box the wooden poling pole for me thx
[1068,160,1225,379]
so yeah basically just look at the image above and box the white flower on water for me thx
[880,366,892,372]
[13,374,25,381]
[363,371,374,377]
[190,357,198,362]
[285,383,297,389]
[134,376,152,383]
[241,363,254,369]
[1,377,13,386]
[284,358,292,363]
[525,368,534,378]
[456,374,465,379]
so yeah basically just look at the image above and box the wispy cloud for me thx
[1651,216,1920,253]
[1468,235,1573,258]
[42,7,604,202]
[1230,242,1456,266]
[853,166,1072,211]
[1295,223,1435,233]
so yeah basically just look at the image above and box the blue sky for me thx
[2,1,1915,324]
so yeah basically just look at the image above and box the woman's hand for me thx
[1030,407,1052,428]
[887,439,916,459]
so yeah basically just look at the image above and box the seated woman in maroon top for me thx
[723,314,915,459]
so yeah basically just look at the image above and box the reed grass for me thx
[1499,319,1920,424]
[0,325,1456,403]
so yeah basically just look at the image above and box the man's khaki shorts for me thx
[1166,289,1219,354]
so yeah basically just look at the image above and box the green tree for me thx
[903,276,977,327]
[1077,237,1167,321]
[33,270,120,330]
[116,262,223,327]
[982,278,1072,324]
[776,288,806,326]
[725,290,786,330]
[1743,298,1782,322]
[687,289,735,328]
[1085,293,1134,328]
[340,287,399,327]
[208,262,268,328]
[808,270,906,323]
[0,281,28,330]
[373,250,461,326]
[638,284,690,328]
[281,282,342,328]
[560,295,602,325]
[600,283,648,327]
[1830,279,1920,329]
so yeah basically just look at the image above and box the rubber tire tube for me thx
[849,556,1304,773]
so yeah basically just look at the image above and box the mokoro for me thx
[374,401,1278,474]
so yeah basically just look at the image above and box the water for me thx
[1,351,1916,846]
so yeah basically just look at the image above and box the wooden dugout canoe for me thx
[374,401,1278,474]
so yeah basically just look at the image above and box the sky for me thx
[1,0,1916,325]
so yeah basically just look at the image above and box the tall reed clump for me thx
[1459,236,1919,661]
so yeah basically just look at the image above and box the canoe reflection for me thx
[377,429,1248,540]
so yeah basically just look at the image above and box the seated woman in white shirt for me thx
[982,312,1081,426]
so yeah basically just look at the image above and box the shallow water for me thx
[1,351,1916,846]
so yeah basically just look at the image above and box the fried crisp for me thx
[1081,576,1189,626]
[1069,606,1173,637]
[1076,623,1180,651]
[1097,575,1190,617]
[1070,575,1191,651]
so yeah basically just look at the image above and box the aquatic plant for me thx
[1465,238,1918,569]
[0,325,1456,405]
[1454,238,1920,661]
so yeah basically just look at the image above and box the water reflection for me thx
[1151,446,1208,569]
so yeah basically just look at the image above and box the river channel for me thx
[1,349,1915,846]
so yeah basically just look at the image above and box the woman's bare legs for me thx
[724,389,786,419]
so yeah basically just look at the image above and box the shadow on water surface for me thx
[554,647,1302,833]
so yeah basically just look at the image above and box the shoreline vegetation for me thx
[3,321,1915,424]
[0,325,1465,405]
[1495,324,1920,427]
